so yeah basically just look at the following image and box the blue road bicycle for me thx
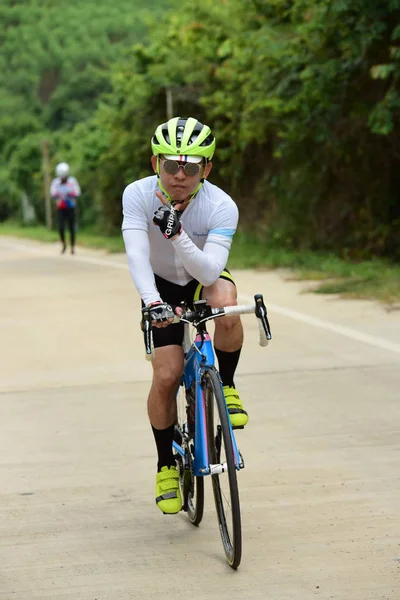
[142,294,271,569]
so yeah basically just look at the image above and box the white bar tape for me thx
[258,318,269,347]
[145,337,155,361]
[223,304,255,316]
[225,303,269,347]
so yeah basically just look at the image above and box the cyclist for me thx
[122,117,247,514]
[50,162,81,254]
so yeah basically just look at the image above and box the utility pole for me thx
[40,138,52,229]
[166,87,174,120]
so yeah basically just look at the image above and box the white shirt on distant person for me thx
[50,176,81,209]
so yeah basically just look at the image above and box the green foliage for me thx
[2,0,400,262]
[0,166,20,221]
[190,0,400,258]
[0,0,169,221]
[75,0,399,259]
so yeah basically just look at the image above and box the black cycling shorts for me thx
[143,270,235,348]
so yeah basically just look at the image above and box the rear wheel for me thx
[175,382,204,526]
[204,367,242,569]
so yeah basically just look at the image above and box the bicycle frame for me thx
[172,329,243,477]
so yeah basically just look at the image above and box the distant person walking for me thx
[50,162,81,254]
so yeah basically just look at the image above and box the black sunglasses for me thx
[162,159,203,177]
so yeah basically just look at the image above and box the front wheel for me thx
[175,382,204,526]
[204,367,242,569]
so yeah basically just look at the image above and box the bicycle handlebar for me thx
[142,293,272,360]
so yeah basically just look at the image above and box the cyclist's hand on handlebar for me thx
[174,305,183,318]
[147,301,175,328]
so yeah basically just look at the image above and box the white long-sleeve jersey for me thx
[121,175,239,306]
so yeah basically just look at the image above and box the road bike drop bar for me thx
[210,294,272,347]
[142,294,272,360]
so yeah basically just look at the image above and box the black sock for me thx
[151,424,175,471]
[214,347,242,388]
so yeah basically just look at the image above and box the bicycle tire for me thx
[204,367,242,569]
[175,382,204,526]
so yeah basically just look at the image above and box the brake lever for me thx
[254,294,272,341]
[141,307,153,356]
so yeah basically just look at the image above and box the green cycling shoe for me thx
[155,465,182,514]
[223,385,248,429]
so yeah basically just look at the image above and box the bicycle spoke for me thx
[175,381,204,526]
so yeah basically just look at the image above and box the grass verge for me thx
[1,223,399,304]
[228,233,400,305]
[0,222,125,253]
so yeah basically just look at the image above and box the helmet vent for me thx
[160,124,171,144]
[200,132,214,147]
[176,124,185,148]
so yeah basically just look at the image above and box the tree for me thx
[0,0,169,221]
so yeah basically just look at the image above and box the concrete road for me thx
[0,236,399,600]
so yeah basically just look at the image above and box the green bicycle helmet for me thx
[151,117,216,160]
[151,117,216,204]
